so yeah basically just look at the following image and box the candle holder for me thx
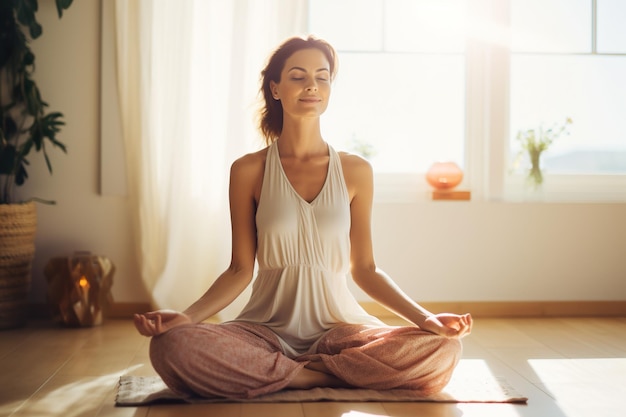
[45,251,114,327]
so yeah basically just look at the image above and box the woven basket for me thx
[0,202,37,329]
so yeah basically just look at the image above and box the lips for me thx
[299,97,321,103]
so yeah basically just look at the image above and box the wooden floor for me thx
[1,316,625,417]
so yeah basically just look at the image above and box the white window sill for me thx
[503,174,626,203]
[373,172,626,204]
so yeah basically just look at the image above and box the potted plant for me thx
[514,117,573,189]
[0,0,72,329]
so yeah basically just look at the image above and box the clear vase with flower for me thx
[514,117,573,191]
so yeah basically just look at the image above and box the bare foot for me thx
[305,360,334,374]
[287,367,352,389]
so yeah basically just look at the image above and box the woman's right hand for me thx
[133,310,192,337]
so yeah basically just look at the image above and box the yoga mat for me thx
[115,360,528,406]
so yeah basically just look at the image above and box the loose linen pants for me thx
[149,321,462,399]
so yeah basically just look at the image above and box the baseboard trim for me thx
[29,302,152,320]
[360,300,626,319]
[30,300,626,322]
[107,302,153,318]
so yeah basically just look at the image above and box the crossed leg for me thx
[150,322,461,399]
[298,324,462,396]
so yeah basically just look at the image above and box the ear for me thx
[269,80,279,100]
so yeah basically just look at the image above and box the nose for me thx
[305,78,318,92]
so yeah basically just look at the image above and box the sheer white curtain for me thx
[114,0,307,317]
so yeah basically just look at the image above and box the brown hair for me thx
[258,35,338,145]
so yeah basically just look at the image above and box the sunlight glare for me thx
[528,358,626,416]
[21,366,142,417]
[341,411,386,417]
[466,18,510,47]
[528,358,626,385]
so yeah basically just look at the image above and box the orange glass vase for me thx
[425,162,463,190]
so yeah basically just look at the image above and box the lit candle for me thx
[79,276,90,302]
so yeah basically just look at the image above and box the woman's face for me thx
[270,48,331,120]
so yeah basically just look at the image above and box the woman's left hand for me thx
[421,313,473,339]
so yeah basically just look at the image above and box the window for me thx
[309,0,626,202]
[509,0,626,177]
[309,0,467,176]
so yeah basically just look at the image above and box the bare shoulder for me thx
[232,147,268,170]
[231,147,268,178]
[338,151,373,200]
[230,147,268,201]
[338,151,373,180]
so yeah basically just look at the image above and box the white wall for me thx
[367,201,626,302]
[20,0,147,305]
[20,0,626,309]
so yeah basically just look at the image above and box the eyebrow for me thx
[287,66,330,73]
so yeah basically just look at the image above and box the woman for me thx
[134,35,473,399]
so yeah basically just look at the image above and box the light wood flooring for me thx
[1,316,625,417]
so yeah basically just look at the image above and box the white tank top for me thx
[232,141,383,358]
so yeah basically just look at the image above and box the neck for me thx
[277,117,325,158]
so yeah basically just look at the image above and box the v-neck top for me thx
[231,141,384,358]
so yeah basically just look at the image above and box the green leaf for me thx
[56,0,74,18]
[15,0,43,39]
[15,1,34,27]
[29,21,42,39]
[30,128,42,150]
[23,77,43,116]
[2,115,18,138]
[15,160,29,186]
[19,137,34,156]
[23,51,35,66]
[41,112,66,135]
[43,148,52,173]
[0,145,17,175]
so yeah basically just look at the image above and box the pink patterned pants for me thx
[149,321,461,399]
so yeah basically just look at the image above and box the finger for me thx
[135,315,152,337]
[138,315,151,336]
[144,311,160,320]
[147,319,159,336]
[155,314,163,335]
[133,314,145,335]
[459,315,473,338]
[142,315,158,336]
[442,325,458,338]
[459,316,468,333]
[456,321,469,337]
[465,314,474,332]
[135,314,151,336]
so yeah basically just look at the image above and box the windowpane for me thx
[323,53,465,173]
[510,55,626,174]
[309,0,466,174]
[597,0,626,53]
[384,0,466,53]
[510,0,592,53]
[308,0,383,51]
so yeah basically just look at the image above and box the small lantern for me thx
[45,251,114,327]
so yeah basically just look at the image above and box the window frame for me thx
[501,0,626,202]
[310,0,626,203]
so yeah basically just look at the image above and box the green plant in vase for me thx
[0,0,73,329]
[1,0,73,204]
[514,117,572,188]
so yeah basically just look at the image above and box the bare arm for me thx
[343,154,472,338]
[135,153,262,336]
[182,156,259,322]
